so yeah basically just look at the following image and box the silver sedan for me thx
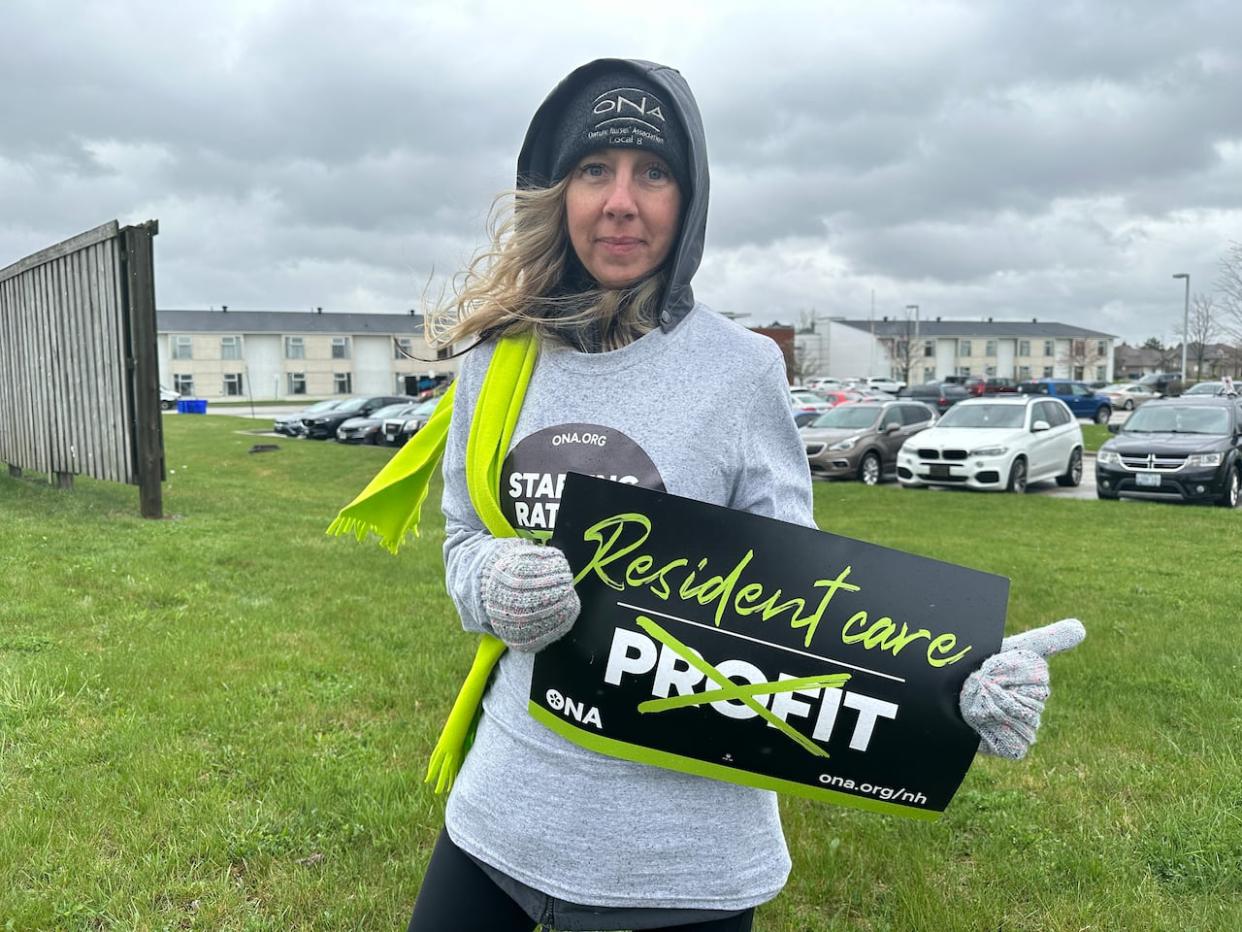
[1097,383,1159,411]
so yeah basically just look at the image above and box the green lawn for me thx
[1080,422,1111,452]
[1,416,1238,930]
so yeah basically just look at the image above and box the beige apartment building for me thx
[156,309,459,401]
[799,318,1117,384]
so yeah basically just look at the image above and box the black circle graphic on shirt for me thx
[500,423,665,539]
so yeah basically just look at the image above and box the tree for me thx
[792,308,825,383]
[1178,292,1221,379]
[1216,241,1242,343]
[882,309,920,384]
[1141,337,1180,371]
[1059,339,1095,380]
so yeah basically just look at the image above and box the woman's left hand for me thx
[959,619,1086,760]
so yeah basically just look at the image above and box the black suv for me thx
[1095,396,1242,507]
[898,381,969,413]
[301,395,413,439]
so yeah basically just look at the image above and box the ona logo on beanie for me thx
[591,88,668,131]
[544,70,689,185]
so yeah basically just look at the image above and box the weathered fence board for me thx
[0,220,163,516]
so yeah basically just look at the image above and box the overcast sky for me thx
[3,0,1240,345]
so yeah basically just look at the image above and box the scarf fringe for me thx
[324,514,418,554]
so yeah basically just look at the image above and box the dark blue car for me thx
[1018,379,1113,424]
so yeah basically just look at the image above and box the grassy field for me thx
[0,415,1238,931]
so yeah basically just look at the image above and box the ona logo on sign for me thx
[545,688,604,729]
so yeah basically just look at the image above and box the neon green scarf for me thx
[326,332,538,793]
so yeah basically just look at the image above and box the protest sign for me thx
[531,474,1008,819]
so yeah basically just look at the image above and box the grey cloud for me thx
[3,0,1242,345]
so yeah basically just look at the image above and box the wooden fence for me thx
[0,220,164,517]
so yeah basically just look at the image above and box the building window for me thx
[1073,366,1085,380]
[172,335,193,360]
[332,337,351,360]
[285,336,305,359]
[1096,340,1108,357]
[959,339,972,357]
[173,373,194,394]
[923,366,936,383]
[985,340,996,357]
[1043,340,1054,357]
[223,373,244,396]
[396,374,409,393]
[436,345,452,361]
[221,335,241,360]
[334,372,352,394]
[287,372,306,395]
[1018,340,1030,356]
[1096,365,1107,381]
[1018,365,1031,380]
[1043,365,1054,378]
[957,366,971,377]
[985,365,997,377]
[923,340,934,357]
[395,337,413,360]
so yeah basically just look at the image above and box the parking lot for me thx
[193,405,1227,506]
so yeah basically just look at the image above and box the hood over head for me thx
[517,58,709,333]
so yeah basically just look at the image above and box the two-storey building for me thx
[156,308,458,400]
[797,318,1117,384]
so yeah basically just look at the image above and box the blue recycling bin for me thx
[176,399,208,414]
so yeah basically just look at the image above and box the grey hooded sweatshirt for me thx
[440,59,814,912]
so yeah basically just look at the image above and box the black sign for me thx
[532,474,1008,819]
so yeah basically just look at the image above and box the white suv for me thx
[897,395,1083,493]
[866,376,905,393]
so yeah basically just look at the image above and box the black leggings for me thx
[407,831,755,932]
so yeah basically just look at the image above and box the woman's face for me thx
[564,148,682,289]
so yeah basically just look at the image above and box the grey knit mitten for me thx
[480,538,581,653]
[959,618,1086,760]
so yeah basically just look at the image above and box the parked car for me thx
[807,377,846,392]
[864,376,906,393]
[1097,382,1159,411]
[981,377,1018,394]
[1095,396,1242,507]
[897,395,1083,493]
[1137,371,1183,394]
[790,389,833,414]
[853,388,897,402]
[335,401,422,444]
[793,410,822,429]
[273,399,344,437]
[159,385,181,410]
[803,401,937,485]
[381,397,442,446]
[816,389,868,407]
[1017,379,1112,424]
[301,395,413,439]
[898,381,970,413]
[1182,380,1238,397]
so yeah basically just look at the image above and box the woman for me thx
[398,59,1082,931]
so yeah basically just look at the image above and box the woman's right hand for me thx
[480,539,581,652]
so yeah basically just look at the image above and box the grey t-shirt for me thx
[440,303,814,911]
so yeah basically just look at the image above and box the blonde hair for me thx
[426,177,669,353]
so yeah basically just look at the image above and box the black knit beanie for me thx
[546,68,689,186]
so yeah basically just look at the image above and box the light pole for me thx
[906,304,920,381]
[1173,273,1189,378]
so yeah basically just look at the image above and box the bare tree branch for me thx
[1215,241,1242,342]
[880,309,920,384]
[1177,292,1221,379]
